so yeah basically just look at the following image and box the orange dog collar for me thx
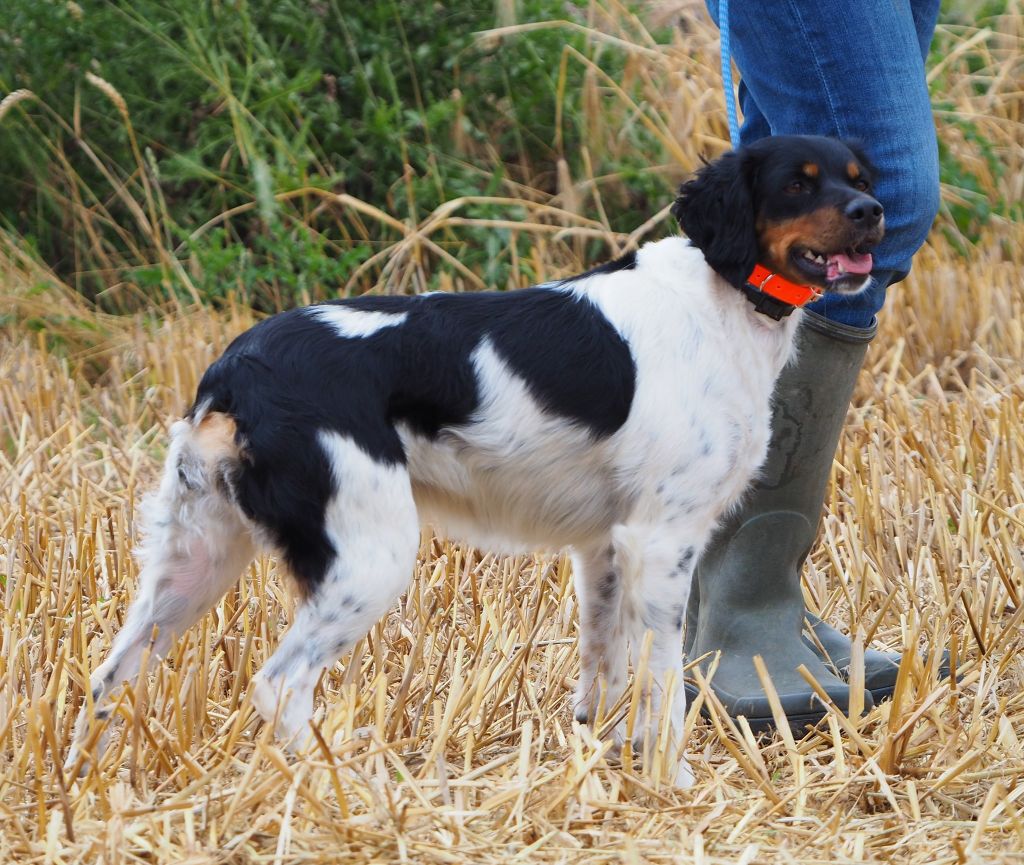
[742,265,823,320]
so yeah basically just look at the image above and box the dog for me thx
[66,135,884,787]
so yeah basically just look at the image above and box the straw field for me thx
[2,3,1023,863]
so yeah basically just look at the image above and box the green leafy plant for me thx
[0,0,679,308]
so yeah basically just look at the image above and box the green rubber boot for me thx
[684,310,882,732]
[804,613,900,701]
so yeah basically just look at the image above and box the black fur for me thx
[752,136,878,227]
[671,149,758,290]
[671,135,879,290]
[194,289,636,590]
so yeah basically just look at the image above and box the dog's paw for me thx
[250,673,279,726]
[63,743,88,778]
[573,696,593,726]
[672,757,696,789]
[64,709,112,779]
[63,730,108,779]
[251,674,313,750]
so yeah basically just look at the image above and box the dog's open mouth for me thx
[792,245,874,286]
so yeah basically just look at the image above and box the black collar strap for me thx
[740,283,799,320]
[742,264,822,321]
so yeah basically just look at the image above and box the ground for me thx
[2,217,1023,863]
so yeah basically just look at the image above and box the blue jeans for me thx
[706,0,941,328]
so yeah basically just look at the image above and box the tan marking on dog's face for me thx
[802,162,819,179]
[194,411,240,466]
[847,161,861,180]
[757,209,850,285]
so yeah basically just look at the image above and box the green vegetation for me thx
[929,0,1022,246]
[0,1,1018,309]
[1,0,676,308]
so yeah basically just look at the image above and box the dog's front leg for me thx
[615,522,699,789]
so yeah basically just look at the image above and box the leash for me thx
[717,0,741,149]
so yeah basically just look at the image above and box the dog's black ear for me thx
[670,150,759,289]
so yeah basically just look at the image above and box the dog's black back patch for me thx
[194,284,636,590]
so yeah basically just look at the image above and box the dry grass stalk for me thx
[0,89,37,124]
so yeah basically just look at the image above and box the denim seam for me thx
[783,0,845,140]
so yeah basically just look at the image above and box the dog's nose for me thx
[845,196,884,226]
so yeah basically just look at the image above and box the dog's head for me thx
[671,135,885,296]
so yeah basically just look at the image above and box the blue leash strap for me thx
[717,0,741,149]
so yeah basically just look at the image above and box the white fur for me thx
[252,431,418,744]
[65,420,256,773]
[68,236,803,788]
[308,304,409,338]
[401,338,625,552]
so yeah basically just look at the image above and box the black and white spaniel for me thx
[68,135,884,787]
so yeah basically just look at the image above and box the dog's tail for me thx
[143,406,244,540]
[133,405,256,606]
[165,405,243,501]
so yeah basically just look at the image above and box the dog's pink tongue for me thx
[826,252,873,280]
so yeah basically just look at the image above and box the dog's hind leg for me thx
[66,414,256,775]
[249,431,419,748]
[571,542,628,731]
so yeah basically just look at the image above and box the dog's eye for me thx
[853,178,870,192]
[785,180,808,194]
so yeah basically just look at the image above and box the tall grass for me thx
[2,3,1017,308]
[1,1,1023,862]
[0,0,721,308]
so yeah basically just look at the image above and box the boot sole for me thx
[841,655,952,706]
[684,681,946,732]
[814,650,952,706]
[683,682,830,736]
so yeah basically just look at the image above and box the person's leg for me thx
[687,0,942,725]
[711,0,940,323]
